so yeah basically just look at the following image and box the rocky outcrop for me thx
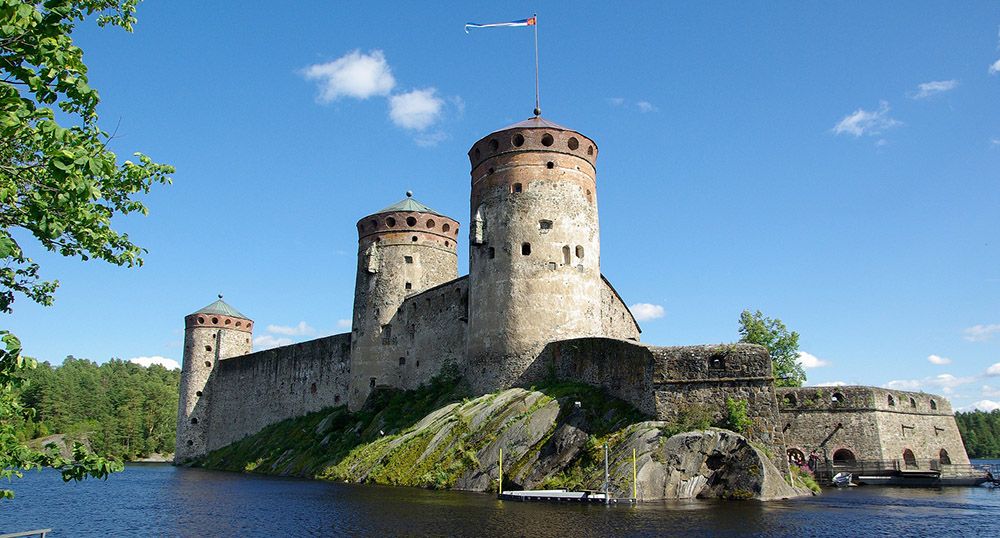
[199,386,808,501]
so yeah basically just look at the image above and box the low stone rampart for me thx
[202,333,351,453]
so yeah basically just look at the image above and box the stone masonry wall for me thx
[600,275,641,341]
[538,338,784,457]
[202,333,351,453]
[777,386,970,465]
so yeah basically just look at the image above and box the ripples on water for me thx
[3,463,1000,537]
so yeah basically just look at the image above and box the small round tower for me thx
[466,117,602,393]
[174,296,253,463]
[348,193,460,410]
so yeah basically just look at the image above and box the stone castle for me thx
[174,116,970,472]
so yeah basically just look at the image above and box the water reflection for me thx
[2,464,1000,537]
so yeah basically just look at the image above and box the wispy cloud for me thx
[927,354,952,365]
[608,97,626,107]
[266,321,315,336]
[302,50,396,102]
[833,101,901,137]
[883,373,976,395]
[910,79,958,99]
[128,356,180,370]
[389,88,444,130]
[964,323,1000,342]
[981,385,1000,398]
[336,319,352,329]
[636,101,658,113]
[958,399,1000,412]
[254,334,293,351]
[630,303,665,321]
[986,363,1000,376]
[797,351,830,369]
[989,59,1000,75]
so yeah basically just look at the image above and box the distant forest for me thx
[16,357,180,461]
[956,410,1000,459]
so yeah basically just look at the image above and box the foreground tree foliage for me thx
[738,309,806,387]
[955,410,1000,458]
[1,0,172,498]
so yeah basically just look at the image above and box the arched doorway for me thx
[903,449,917,469]
[787,448,806,467]
[939,449,951,465]
[832,448,856,465]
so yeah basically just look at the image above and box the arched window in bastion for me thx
[939,449,951,464]
[832,448,856,465]
[930,399,937,410]
[783,393,797,407]
[909,397,917,408]
[832,392,845,404]
[902,449,917,469]
[887,394,895,407]
[787,448,805,467]
[562,245,571,265]
[472,207,485,245]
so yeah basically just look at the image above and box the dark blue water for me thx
[3,463,1000,537]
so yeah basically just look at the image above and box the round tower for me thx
[466,117,602,393]
[174,296,253,463]
[348,193,460,410]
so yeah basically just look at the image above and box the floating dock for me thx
[499,489,610,503]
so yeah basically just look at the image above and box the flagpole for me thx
[533,13,540,116]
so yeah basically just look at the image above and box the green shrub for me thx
[723,398,752,435]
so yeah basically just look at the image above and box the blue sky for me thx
[7,2,1000,411]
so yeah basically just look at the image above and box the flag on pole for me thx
[464,17,536,34]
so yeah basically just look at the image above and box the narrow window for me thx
[512,183,523,193]
[910,397,916,408]
[310,383,317,394]
[381,325,391,345]
[930,399,937,410]
[562,245,571,265]
[488,247,496,259]
[888,394,895,407]
[575,245,584,259]
[334,395,341,403]
[399,357,406,366]
[205,345,212,352]
[405,282,412,290]
[370,377,376,388]
[546,161,554,169]
[191,417,198,425]
[473,207,485,245]
[521,242,531,256]
[404,255,413,264]
[539,220,552,231]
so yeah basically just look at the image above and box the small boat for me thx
[832,472,853,487]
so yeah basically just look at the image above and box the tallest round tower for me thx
[465,117,602,393]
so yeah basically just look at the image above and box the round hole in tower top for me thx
[211,317,218,324]
[224,319,231,325]
[512,133,525,147]
[236,321,241,327]
[568,137,580,150]
[197,317,204,324]
[386,217,396,227]
[442,223,450,232]
[490,139,499,151]
[541,133,554,146]
[587,145,594,155]
[546,161,554,169]
[411,236,418,242]
[406,216,417,226]
[426,219,435,229]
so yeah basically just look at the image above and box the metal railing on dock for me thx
[812,458,992,484]
[0,530,52,538]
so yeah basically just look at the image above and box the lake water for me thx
[3,463,1000,537]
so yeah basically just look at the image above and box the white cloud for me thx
[814,381,847,387]
[630,303,665,321]
[415,131,448,147]
[986,363,1000,376]
[254,334,293,351]
[958,400,1000,412]
[389,88,444,131]
[336,319,352,329]
[981,385,1000,398]
[833,101,901,137]
[927,354,952,365]
[964,323,1000,342]
[636,101,658,113]
[303,49,396,102]
[911,79,958,99]
[266,321,315,336]
[796,351,829,369]
[989,59,1000,75]
[128,356,180,370]
[608,97,625,107]
[991,138,1000,147]
[883,373,976,395]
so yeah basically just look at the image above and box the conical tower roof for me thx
[189,296,248,319]
[373,191,444,216]
[493,116,571,133]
